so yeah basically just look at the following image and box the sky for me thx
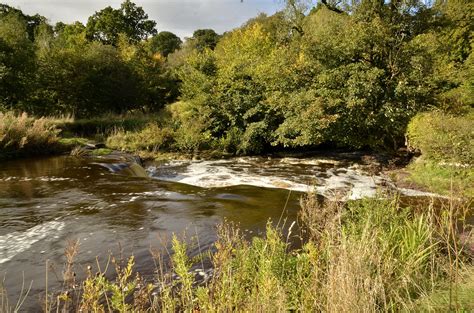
[2,0,284,39]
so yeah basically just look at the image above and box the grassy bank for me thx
[405,111,473,197]
[0,111,163,160]
[2,195,471,312]
[57,113,161,139]
[407,159,473,198]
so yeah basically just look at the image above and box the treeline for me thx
[1,0,472,153]
[173,0,472,153]
[0,1,219,118]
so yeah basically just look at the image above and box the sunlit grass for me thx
[0,111,61,159]
[408,159,473,198]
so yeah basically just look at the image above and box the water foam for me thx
[150,157,445,200]
[0,220,65,264]
[150,158,392,200]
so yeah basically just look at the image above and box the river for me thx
[0,153,441,311]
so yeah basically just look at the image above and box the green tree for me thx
[33,38,142,117]
[0,12,35,111]
[0,4,48,41]
[191,29,220,51]
[86,0,156,46]
[148,31,182,57]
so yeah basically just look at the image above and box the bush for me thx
[407,111,473,164]
[0,111,60,158]
[167,101,213,153]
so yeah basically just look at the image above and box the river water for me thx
[0,153,442,310]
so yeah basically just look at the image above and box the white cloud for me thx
[2,0,282,38]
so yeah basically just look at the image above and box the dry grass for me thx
[0,111,61,157]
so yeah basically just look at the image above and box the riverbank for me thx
[2,110,472,200]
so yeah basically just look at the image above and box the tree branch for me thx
[321,0,344,14]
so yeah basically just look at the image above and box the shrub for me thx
[407,111,473,164]
[0,111,60,158]
[167,101,213,153]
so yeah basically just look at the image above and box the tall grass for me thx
[57,112,163,138]
[106,123,174,153]
[27,194,471,312]
[0,112,61,158]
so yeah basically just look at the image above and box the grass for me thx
[3,194,468,312]
[415,269,474,311]
[405,110,473,198]
[57,113,163,138]
[408,159,474,198]
[0,111,159,160]
[0,112,61,159]
[106,123,174,153]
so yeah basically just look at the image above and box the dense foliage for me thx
[0,0,472,152]
[406,111,473,196]
[0,1,180,118]
[408,111,473,165]
[174,0,473,152]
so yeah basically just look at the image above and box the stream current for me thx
[0,153,442,310]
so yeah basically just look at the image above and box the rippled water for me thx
[0,153,441,310]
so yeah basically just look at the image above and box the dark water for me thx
[0,154,453,311]
[0,156,302,311]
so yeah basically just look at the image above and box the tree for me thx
[191,29,220,51]
[34,40,143,117]
[0,12,35,111]
[148,31,182,57]
[0,4,48,41]
[86,0,156,46]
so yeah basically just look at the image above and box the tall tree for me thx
[0,4,49,41]
[86,0,156,46]
[191,29,220,51]
[148,31,182,57]
[0,12,35,111]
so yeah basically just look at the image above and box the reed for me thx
[0,111,61,158]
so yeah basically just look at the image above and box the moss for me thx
[89,148,114,156]
[57,137,89,148]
